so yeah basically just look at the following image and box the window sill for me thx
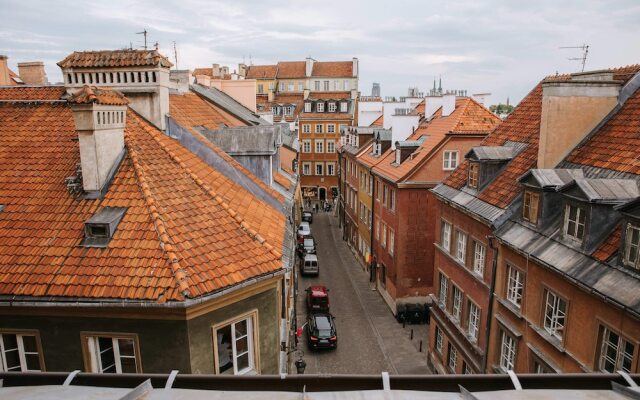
[497,297,523,319]
[529,324,566,354]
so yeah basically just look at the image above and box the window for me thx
[506,265,524,308]
[389,229,395,256]
[452,285,462,320]
[375,220,380,240]
[533,358,553,374]
[284,106,294,116]
[0,332,42,372]
[304,102,312,113]
[83,334,140,373]
[441,221,452,252]
[438,273,449,307]
[564,204,586,241]
[288,83,294,91]
[435,326,443,354]
[302,140,311,153]
[257,84,264,94]
[324,80,329,91]
[327,163,335,176]
[543,290,567,340]
[327,124,335,133]
[448,343,457,372]
[214,315,256,375]
[456,231,467,263]
[463,362,473,374]
[599,326,635,373]
[468,162,479,188]
[376,179,381,201]
[269,82,275,90]
[473,241,485,276]
[314,80,320,91]
[302,124,310,133]
[340,102,348,112]
[382,185,388,207]
[390,190,396,211]
[344,80,350,90]
[315,163,324,176]
[315,140,324,153]
[302,162,311,176]
[443,151,458,170]
[381,223,387,248]
[298,82,304,91]
[326,140,335,153]
[624,224,640,269]
[279,82,284,91]
[328,102,337,112]
[499,330,517,371]
[523,191,540,224]
[315,124,324,133]
[467,302,480,342]
[317,102,325,112]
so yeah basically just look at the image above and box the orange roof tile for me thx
[68,85,129,106]
[58,50,173,69]
[246,65,278,79]
[192,68,231,80]
[311,61,353,77]
[369,114,384,127]
[0,86,285,302]
[274,172,292,190]
[0,85,65,101]
[593,225,622,262]
[308,91,352,100]
[357,143,387,169]
[276,61,306,78]
[170,92,246,130]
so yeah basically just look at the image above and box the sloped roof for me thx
[189,84,269,126]
[246,65,278,79]
[311,61,353,77]
[191,67,231,80]
[373,98,500,182]
[0,86,284,302]
[58,50,173,69]
[562,178,639,204]
[369,114,384,127]
[308,91,352,100]
[256,93,304,123]
[68,85,129,105]
[170,91,246,130]
[276,61,306,78]
[467,146,515,161]
[520,169,585,189]
[0,85,65,100]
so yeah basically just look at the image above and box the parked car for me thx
[302,211,313,224]
[307,312,337,349]
[300,253,319,276]
[306,285,329,312]
[297,222,311,242]
[297,235,316,256]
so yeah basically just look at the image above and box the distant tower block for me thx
[372,82,380,97]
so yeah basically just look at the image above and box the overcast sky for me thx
[1,0,639,105]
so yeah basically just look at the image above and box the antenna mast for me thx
[136,29,148,50]
[173,41,178,70]
[560,44,589,72]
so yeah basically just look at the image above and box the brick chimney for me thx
[0,55,11,85]
[441,93,456,117]
[17,61,48,85]
[537,70,622,169]
[68,86,129,195]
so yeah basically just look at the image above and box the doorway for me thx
[319,187,326,201]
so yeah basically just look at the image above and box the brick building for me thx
[429,65,640,375]
[371,97,500,311]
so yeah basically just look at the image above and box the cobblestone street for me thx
[293,211,431,375]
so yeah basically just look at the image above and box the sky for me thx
[1,0,639,106]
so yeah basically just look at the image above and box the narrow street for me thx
[293,210,430,375]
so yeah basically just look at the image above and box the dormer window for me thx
[522,190,540,224]
[82,207,127,247]
[317,102,325,112]
[468,162,479,188]
[304,102,311,113]
[328,102,337,112]
[624,224,640,269]
[340,102,348,112]
[564,204,586,242]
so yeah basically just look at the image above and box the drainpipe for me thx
[482,234,499,373]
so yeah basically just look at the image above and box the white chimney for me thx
[195,74,211,87]
[442,93,456,117]
[352,57,358,78]
[69,86,128,195]
[471,93,490,106]
[305,57,314,77]
[169,70,192,94]
[424,95,443,119]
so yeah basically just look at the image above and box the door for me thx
[319,187,326,201]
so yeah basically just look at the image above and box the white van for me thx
[300,254,319,276]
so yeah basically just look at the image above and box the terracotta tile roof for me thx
[308,91,352,100]
[58,50,173,69]
[0,86,284,302]
[8,69,21,85]
[274,172,292,190]
[246,65,278,79]
[311,61,353,77]
[413,99,425,116]
[373,98,499,182]
[276,61,306,79]
[369,114,384,127]
[593,225,622,262]
[256,94,304,122]
[170,92,246,130]
[68,85,129,106]
[565,84,640,175]
[358,144,387,169]
[0,85,65,101]
[299,112,353,120]
[192,68,231,80]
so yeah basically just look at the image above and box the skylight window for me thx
[82,207,127,247]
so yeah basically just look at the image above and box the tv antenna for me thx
[560,44,589,72]
[136,29,148,50]
[173,41,178,69]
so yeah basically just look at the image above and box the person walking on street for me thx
[369,255,378,290]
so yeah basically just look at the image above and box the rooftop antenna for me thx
[136,29,148,50]
[173,41,178,70]
[560,44,589,72]
[154,41,159,51]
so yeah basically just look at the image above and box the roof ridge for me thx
[124,128,191,301]
[141,116,284,261]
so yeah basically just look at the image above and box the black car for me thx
[302,211,313,224]
[307,313,337,350]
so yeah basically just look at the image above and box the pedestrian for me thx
[370,255,377,282]
[314,203,318,214]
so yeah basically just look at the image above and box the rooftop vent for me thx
[82,207,127,247]
[0,205,4,213]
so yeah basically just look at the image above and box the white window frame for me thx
[452,285,462,320]
[499,330,517,371]
[543,290,567,340]
[448,343,457,371]
[435,326,443,354]
[599,326,635,373]
[506,265,524,308]
[298,82,304,91]
[304,102,312,113]
[84,334,140,374]
[467,301,480,342]
[381,223,387,248]
[317,102,325,112]
[213,314,257,375]
[302,124,310,133]
[443,151,459,170]
[328,102,337,112]
[279,82,284,91]
[287,83,293,92]
[326,162,335,176]
[302,140,311,153]
[473,241,485,276]
[389,229,395,256]
[324,80,329,91]
[326,140,335,153]
[340,102,348,112]
[564,204,586,242]
[344,80,350,90]
[315,124,323,133]
[442,221,452,252]
[0,332,42,372]
[390,189,396,211]
[315,140,324,153]
[327,124,335,133]
[438,273,449,307]
[302,162,311,176]
[624,224,640,269]
[315,162,324,176]
[456,231,467,263]
[314,81,320,91]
